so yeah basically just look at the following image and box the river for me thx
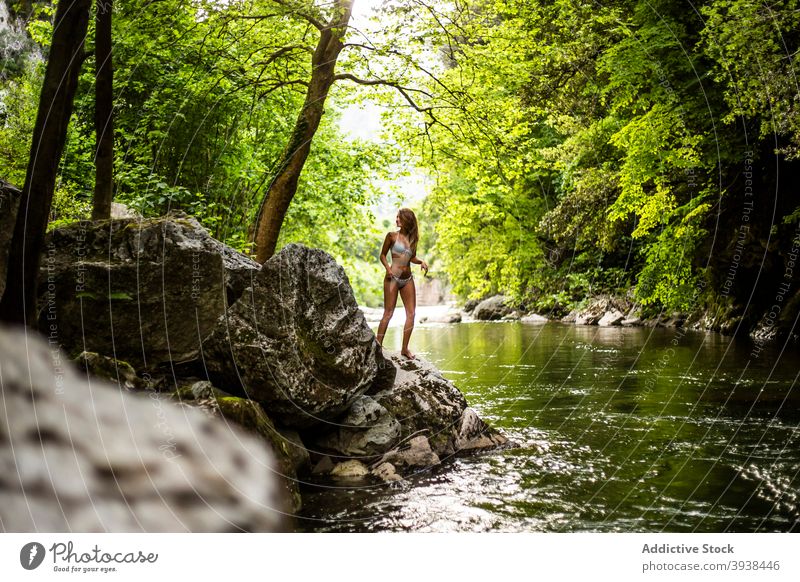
[297,318,800,532]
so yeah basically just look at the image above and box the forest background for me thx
[1,0,798,326]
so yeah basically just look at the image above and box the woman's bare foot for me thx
[401,349,416,359]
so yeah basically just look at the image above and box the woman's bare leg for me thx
[376,274,399,347]
[398,278,416,359]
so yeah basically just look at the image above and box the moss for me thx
[168,385,197,402]
[74,351,145,391]
[108,291,134,301]
[213,396,303,512]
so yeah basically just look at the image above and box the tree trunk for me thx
[92,0,114,220]
[0,0,92,325]
[252,0,354,263]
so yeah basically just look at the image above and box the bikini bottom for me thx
[391,273,413,289]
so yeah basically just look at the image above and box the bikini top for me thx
[391,234,413,266]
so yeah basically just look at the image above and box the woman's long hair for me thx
[397,208,419,254]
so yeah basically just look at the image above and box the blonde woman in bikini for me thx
[377,208,429,359]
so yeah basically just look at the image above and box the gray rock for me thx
[110,202,142,218]
[198,394,304,513]
[372,461,402,482]
[0,324,287,532]
[521,313,548,323]
[275,428,312,474]
[455,408,509,451]
[575,311,603,325]
[217,240,261,307]
[312,456,335,475]
[418,311,462,324]
[37,216,245,369]
[0,180,21,302]
[463,298,482,313]
[202,243,394,428]
[314,395,401,456]
[568,296,634,327]
[472,295,512,320]
[598,309,625,327]
[189,380,228,400]
[167,380,233,403]
[621,307,643,327]
[311,351,508,468]
[330,459,370,479]
[381,435,440,468]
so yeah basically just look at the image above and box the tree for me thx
[248,0,449,262]
[0,0,92,325]
[252,0,355,263]
[91,0,114,220]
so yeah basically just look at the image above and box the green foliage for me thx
[48,182,92,230]
[379,0,798,313]
[701,0,800,157]
[4,0,800,316]
[0,59,43,185]
[1,0,394,292]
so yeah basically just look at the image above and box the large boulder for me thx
[202,243,395,428]
[472,295,513,320]
[202,395,306,513]
[0,180,22,301]
[598,309,625,327]
[0,324,287,532]
[312,351,508,464]
[38,215,259,369]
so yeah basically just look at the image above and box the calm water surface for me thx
[297,321,800,532]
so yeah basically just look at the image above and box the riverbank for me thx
[379,292,799,346]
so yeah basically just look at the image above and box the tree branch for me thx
[252,44,314,67]
[332,73,433,112]
[268,0,325,30]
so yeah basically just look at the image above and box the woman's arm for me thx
[410,254,429,274]
[379,233,393,274]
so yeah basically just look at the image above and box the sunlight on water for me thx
[298,322,800,532]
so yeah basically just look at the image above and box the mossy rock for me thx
[74,351,148,392]
[168,380,232,403]
[212,396,305,513]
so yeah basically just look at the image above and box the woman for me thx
[376,208,429,359]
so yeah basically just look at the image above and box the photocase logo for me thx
[20,542,46,570]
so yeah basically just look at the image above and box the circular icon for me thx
[20,542,46,570]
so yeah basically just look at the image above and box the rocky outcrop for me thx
[38,215,258,369]
[561,295,634,327]
[0,324,288,532]
[311,351,509,474]
[750,289,800,342]
[0,180,22,301]
[463,298,482,313]
[32,217,507,497]
[202,243,395,428]
[472,295,513,320]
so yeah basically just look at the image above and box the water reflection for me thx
[298,322,800,532]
